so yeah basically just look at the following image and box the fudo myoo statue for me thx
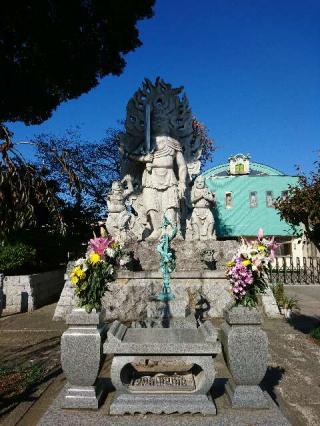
[189,175,216,240]
[108,78,209,241]
[131,107,187,239]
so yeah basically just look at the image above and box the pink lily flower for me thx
[89,237,112,256]
[257,228,264,240]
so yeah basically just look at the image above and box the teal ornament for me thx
[156,216,177,301]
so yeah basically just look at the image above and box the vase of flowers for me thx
[221,228,277,408]
[225,228,278,307]
[70,235,123,313]
[61,234,124,409]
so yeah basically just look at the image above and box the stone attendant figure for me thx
[132,110,187,240]
[190,175,216,240]
[105,180,132,240]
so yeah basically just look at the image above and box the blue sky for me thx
[8,0,320,175]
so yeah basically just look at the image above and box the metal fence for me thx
[268,257,320,285]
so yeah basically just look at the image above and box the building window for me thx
[266,191,274,208]
[249,191,257,208]
[225,192,232,208]
[275,242,292,256]
[281,190,289,200]
[235,163,245,174]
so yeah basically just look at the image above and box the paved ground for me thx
[0,304,67,425]
[0,286,319,426]
[285,285,320,332]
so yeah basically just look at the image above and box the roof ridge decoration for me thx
[203,159,285,178]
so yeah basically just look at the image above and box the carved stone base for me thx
[225,378,271,409]
[109,392,216,415]
[104,321,220,416]
[62,381,105,409]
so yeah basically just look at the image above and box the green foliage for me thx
[0,242,36,274]
[1,125,65,237]
[310,325,320,340]
[23,364,45,387]
[0,363,45,400]
[0,1,155,125]
[282,295,299,310]
[271,283,299,314]
[271,282,285,306]
[6,230,68,272]
[238,275,269,308]
[275,156,320,251]
[0,367,11,376]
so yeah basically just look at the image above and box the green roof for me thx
[204,175,299,237]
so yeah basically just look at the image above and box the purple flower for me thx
[228,261,253,301]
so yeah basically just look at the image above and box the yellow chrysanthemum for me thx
[242,259,251,266]
[226,261,235,267]
[89,252,101,264]
[71,265,86,281]
[257,245,266,252]
[72,266,83,276]
[78,270,86,280]
[70,275,79,285]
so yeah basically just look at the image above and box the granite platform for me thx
[38,382,291,426]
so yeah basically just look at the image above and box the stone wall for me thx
[2,269,64,315]
[53,269,233,322]
[53,266,77,321]
[54,267,280,322]
[53,240,239,321]
[0,273,3,316]
[123,240,238,271]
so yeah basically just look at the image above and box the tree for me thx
[275,157,320,252]
[0,0,155,125]
[0,1,154,237]
[192,118,215,169]
[0,125,65,238]
[34,118,215,213]
[34,127,121,214]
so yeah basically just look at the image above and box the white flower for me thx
[120,257,129,266]
[74,258,88,271]
[106,248,115,258]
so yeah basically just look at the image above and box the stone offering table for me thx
[103,320,221,415]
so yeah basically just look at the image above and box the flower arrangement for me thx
[70,235,123,313]
[226,228,279,307]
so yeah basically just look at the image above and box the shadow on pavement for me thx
[287,313,320,334]
[261,366,286,406]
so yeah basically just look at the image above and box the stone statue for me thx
[108,78,205,241]
[131,117,187,239]
[105,180,132,240]
[189,175,216,240]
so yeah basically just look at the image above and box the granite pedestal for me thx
[104,320,221,415]
[61,308,107,409]
[221,306,269,409]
